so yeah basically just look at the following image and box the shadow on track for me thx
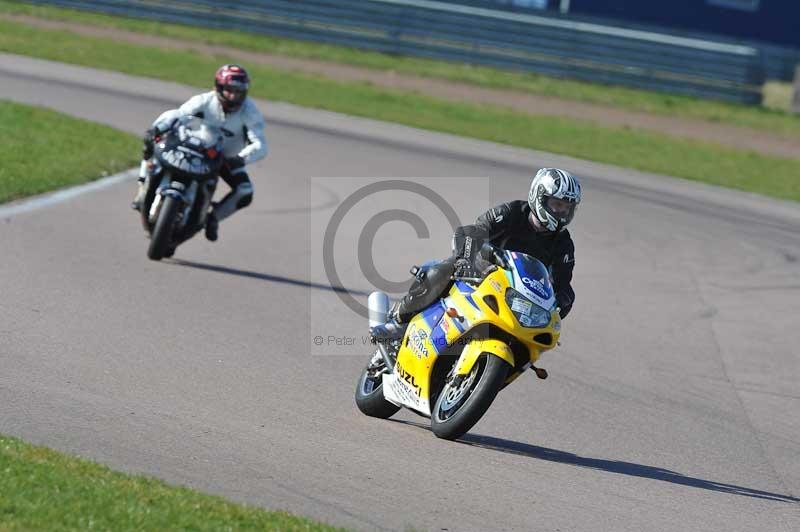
[392,420,799,504]
[168,259,371,296]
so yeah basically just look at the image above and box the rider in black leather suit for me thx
[386,168,582,333]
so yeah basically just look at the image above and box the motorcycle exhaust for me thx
[368,291,396,372]
[368,291,390,328]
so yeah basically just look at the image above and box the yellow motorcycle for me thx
[355,246,560,440]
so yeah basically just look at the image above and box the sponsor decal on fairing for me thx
[381,373,430,415]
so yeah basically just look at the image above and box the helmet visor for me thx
[221,85,247,105]
[544,196,577,226]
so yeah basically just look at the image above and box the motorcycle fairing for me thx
[382,370,431,416]
[419,302,446,331]
[381,302,444,415]
[161,146,214,176]
[157,121,223,179]
[453,338,515,376]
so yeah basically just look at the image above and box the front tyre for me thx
[355,354,401,419]
[147,195,179,261]
[431,354,509,440]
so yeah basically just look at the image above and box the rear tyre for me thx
[147,195,179,261]
[355,354,401,419]
[431,354,508,440]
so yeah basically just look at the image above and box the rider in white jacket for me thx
[132,64,267,242]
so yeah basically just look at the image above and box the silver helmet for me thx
[528,168,581,232]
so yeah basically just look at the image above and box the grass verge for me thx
[763,81,795,112]
[0,16,798,203]
[0,434,343,531]
[0,100,139,203]
[1,0,799,137]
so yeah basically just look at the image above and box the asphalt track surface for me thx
[1,54,799,531]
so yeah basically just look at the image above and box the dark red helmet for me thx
[214,64,250,112]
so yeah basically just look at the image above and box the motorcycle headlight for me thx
[504,288,551,328]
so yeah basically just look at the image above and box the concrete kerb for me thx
[0,168,138,220]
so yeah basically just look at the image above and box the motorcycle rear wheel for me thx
[148,195,179,261]
[355,355,401,419]
[430,354,508,440]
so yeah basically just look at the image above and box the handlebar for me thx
[479,242,508,269]
[451,275,486,284]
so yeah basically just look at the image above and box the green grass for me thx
[0,100,139,203]
[0,16,798,203]
[0,434,343,531]
[2,0,799,137]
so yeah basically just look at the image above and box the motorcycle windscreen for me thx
[507,251,556,310]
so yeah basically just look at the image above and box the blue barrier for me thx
[24,0,767,104]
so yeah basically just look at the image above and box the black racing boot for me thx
[369,321,406,343]
[205,213,219,242]
[369,301,407,343]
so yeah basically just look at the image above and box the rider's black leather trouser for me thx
[394,256,457,323]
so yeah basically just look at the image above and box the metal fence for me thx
[737,42,799,83]
[26,0,766,104]
[445,0,800,82]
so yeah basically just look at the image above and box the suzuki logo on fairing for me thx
[396,364,422,395]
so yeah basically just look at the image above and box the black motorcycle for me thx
[140,119,224,260]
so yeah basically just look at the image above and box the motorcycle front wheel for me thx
[147,195,179,261]
[431,354,508,440]
[354,353,401,419]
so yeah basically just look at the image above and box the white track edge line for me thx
[0,168,138,219]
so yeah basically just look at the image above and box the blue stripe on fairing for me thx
[455,281,475,293]
[420,301,445,330]
[464,294,481,311]
[429,320,448,354]
[454,280,481,310]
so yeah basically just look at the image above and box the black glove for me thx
[453,234,485,263]
[146,123,173,142]
[454,258,478,280]
[225,155,246,171]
